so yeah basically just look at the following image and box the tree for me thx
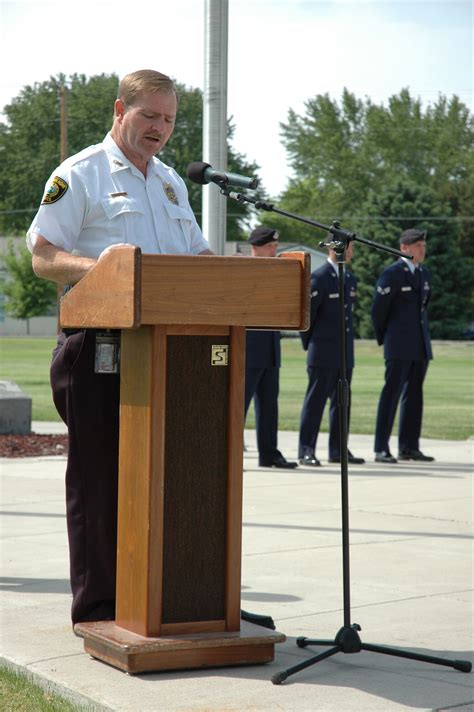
[272,88,474,336]
[1,241,57,334]
[0,74,118,235]
[0,73,260,240]
[351,179,472,339]
[277,89,474,253]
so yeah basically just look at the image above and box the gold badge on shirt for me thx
[163,182,179,205]
[41,176,69,205]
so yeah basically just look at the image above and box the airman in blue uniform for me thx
[245,227,297,469]
[298,243,365,466]
[372,228,434,463]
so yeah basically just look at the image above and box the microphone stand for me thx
[220,187,472,684]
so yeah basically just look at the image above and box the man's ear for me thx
[115,99,125,121]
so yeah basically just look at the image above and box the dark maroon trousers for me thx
[51,331,120,624]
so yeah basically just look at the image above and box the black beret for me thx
[400,228,427,245]
[248,226,279,246]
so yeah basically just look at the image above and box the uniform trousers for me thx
[245,367,279,463]
[299,366,353,459]
[51,330,120,624]
[374,358,428,453]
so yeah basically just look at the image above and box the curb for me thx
[0,655,112,712]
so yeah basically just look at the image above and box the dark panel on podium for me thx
[162,335,229,623]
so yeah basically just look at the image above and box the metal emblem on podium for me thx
[211,345,229,366]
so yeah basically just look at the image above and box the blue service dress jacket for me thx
[245,330,281,369]
[371,258,432,361]
[301,261,357,368]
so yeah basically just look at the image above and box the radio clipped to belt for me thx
[94,331,120,374]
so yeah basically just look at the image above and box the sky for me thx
[1,0,472,197]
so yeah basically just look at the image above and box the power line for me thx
[0,208,246,217]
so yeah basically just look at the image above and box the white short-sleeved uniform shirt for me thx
[26,133,209,258]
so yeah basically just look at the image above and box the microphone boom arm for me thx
[220,188,408,260]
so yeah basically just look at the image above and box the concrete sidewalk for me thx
[1,426,473,711]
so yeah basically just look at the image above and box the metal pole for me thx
[203,0,228,254]
[57,85,69,330]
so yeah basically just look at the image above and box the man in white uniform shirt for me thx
[27,70,212,626]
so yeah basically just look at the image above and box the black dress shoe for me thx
[298,454,321,466]
[398,449,435,462]
[375,450,397,463]
[259,453,298,469]
[329,450,365,464]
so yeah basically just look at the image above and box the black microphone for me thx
[186,161,258,190]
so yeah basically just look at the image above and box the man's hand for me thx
[98,243,129,260]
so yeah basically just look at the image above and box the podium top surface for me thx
[60,246,310,331]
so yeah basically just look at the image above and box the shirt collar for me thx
[327,257,346,275]
[103,133,130,171]
[401,256,417,274]
[103,132,150,178]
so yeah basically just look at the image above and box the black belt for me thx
[62,328,86,337]
[62,328,120,337]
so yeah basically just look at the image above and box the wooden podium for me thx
[61,246,309,673]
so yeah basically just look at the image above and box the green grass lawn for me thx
[0,666,84,712]
[252,338,474,441]
[0,336,473,440]
[0,337,59,421]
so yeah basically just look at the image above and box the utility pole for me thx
[57,85,69,327]
[203,0,228,254]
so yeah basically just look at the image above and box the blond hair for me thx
[118,69,177,106]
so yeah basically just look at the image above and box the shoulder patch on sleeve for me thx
[41,176,69,205]
[377,285,391,295]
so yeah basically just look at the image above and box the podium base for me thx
[74,619,286,674]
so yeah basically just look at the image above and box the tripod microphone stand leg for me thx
[272,638,471,685]
[273,620,471,683]
[360,643,472,673]
[271,645,340,685]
